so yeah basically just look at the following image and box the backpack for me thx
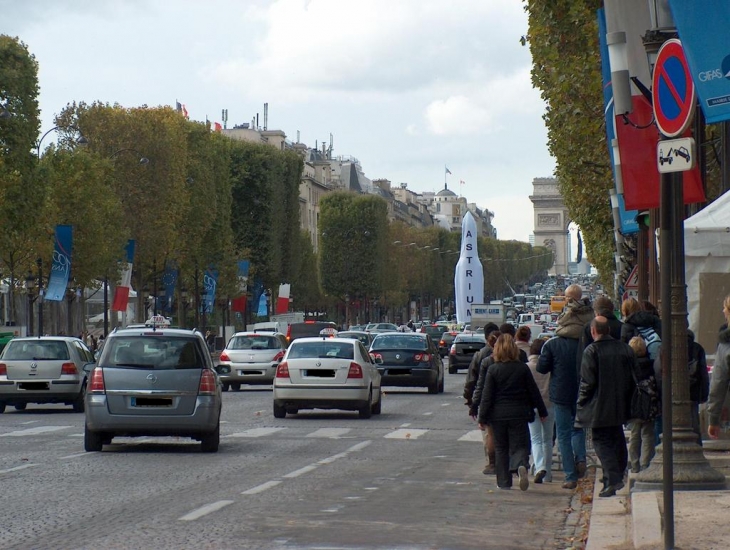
[637,326,661,361]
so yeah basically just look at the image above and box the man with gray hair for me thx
[576,316,636,497]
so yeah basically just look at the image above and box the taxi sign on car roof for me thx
[319,327,338,338]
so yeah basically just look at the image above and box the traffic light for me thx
[636,211,650,229]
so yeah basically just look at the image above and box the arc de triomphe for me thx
[529,177,570,277]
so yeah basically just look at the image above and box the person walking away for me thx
[478,334,548,491]
[467,330,499,474]
[515,326,531,358]
[620,298,662,360]
[537,284,594,490]
[687,330,710,445]
[576,316,636,497]
[707,295,730,440]
[527,337,553,483]
[577,296,622,367]
[627,337,657,472]
[463,323,499,407]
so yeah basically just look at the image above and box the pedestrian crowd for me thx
[463,283,721,497]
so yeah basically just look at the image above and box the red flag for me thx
[182,104,189,119]
[617,96,705,210]
[276,284,290,314]
[231,296,246,313]
[214,122,222,132]
[111,286,130,312]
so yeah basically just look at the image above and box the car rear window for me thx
[371,334,428,351]
[105,336,204,370]
[289,322,337,341]
[338,332,370,346]
[228,335,280,350]
[288,341,354,360]
[455,335,486,344]
[3,340,70,360]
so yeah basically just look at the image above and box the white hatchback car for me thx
[273,336,382,418]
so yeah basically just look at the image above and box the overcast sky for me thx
[3,0,555,242]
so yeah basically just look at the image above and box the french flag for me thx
[112,240,135,312]
[275,284,290,314]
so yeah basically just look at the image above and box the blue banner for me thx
[201,267,218,314]
[598,8,639,235]
[160,261,178,312]
[45,225,73,301]
[669,0,730,124]
[257,293,268,317]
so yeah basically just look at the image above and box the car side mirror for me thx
[82,362,96,374]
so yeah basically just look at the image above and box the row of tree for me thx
[1,35,551,331]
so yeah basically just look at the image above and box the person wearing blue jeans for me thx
[537,284,594,489]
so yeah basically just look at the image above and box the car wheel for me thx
[14,403,27,411]
[84,424,104,452]
[72,386,86,413]
[438,376,445,393]
[200,422,220,453]
[273,403,287,419]
[448,365,457,374]
[359,390,373,419]
[231,383,241,392]
[371,390,382,415]
[427,379,438,394]
[221,383,230,392]
[0,401,5,414]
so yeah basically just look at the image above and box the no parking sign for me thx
[652,39,696,138]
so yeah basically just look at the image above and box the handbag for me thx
[630,369,660,421]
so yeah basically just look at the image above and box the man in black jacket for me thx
[576,316,636,497]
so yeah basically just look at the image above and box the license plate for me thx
[131,397,173,407]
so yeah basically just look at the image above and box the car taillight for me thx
[414,353,430,362]
[370,352,382,362]
[89,368,105,393]
[198,370,217,395]
[61,363,78,375]
[276,361,290,378]
[286,326,292,342]
[273,350,285,362]
[439,340,446,346]
[219,352,230,362]
[347,363,363,379]
[0,363,6,376]
[449,345,456,356]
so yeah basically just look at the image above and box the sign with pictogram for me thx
[625,265,639,289]
[653,39,696,138]
[657,136,696,173]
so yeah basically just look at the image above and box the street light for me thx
[36,258,43,336]
[24,270,36,336]
[36,126,88,157]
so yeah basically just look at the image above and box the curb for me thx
[585,468,631,550]
[631,491,662,549]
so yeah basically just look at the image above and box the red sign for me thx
[652,39,696,138]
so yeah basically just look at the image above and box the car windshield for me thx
[105,336,203,370]
[2,340,70,360]
[371,335,428,351]
[288,341,354,360]
[228,335,280,350]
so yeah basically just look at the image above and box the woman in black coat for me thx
[478,334,548,491]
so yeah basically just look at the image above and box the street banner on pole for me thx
[45,225,73,302]
[112,240,135,312]
[201,268,218,314]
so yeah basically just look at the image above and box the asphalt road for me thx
[0,372,586,550]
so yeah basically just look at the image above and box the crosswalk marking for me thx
[179,500,234,521]
[457,430,483,442]
[0,426,72,437]
[306,428,351,438]
[383,428,428,440]
[227,427,286,438]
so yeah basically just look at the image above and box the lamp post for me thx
[36,126,88,157]
[36,259,43,336]
[25,271,36,336]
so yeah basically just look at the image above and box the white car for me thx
[273,337,382,418]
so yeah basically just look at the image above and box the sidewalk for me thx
[586,439,730,550]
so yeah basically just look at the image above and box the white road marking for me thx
[384,429,428,440]
[399,423,411,428]
[68,434,84,437]
[458,430,484,442]
[0,426,72,437]
[58,452,94,459]
[0,464,39,474]
[422,412,433,416]
[318,452,348,465]
[345,441,371,452]
[284,464,318,478]
[306,428,351,438]
[178,500,235,521]
[227,427,286,438]
[441,403,451,406]
[21,420,39,425]
[242,480,282,495]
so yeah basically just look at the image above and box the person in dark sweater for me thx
[627,337,657,472]
[478,334,547,491]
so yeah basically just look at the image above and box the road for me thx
[0,373,590,549]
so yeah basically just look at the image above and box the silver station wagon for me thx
[217,331,288,390]
[0,336,95,413]
[84,327,222,452]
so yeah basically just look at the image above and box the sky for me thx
[3,0,556,243]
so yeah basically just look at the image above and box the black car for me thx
[286,321,337,344]
[369,332,444,394]
[438,331,459,357]
[448,333,486,374]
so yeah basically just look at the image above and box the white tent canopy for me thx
[684,190,730,353]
